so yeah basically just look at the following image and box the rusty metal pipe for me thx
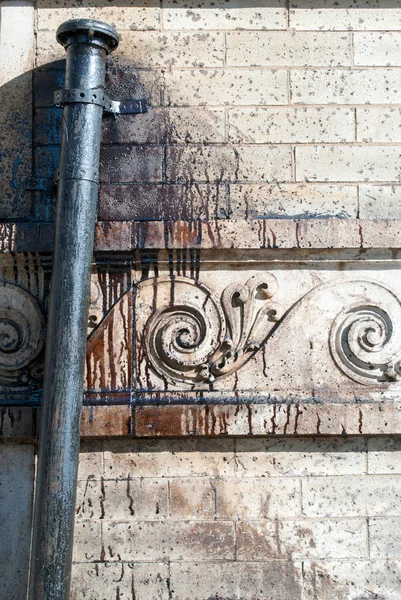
[28,19,118,600]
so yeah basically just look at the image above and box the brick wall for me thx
[2,1,401,599]
[70,437,401,599]
[31,0,401,223]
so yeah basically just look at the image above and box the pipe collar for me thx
[56,18,119,53]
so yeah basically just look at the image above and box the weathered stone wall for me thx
[3,1,401,599]
[71,436,401,600]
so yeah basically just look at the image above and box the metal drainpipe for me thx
[28,19,119,600]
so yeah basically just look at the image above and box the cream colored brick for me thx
[0,445,34,600]
[103,521,235,561]
[167,145,292,183]
[370,518,401,558]
[36,29,65,67]
[78,440,103,480]
[290,1,401,31]
[0,1,34,84]
[368,438,401,474]
[355,32,401,66]
[37,0,160,31]
[235,437,365,477]
[75,478,168,520]
[71,563,134,600]
[0,2,34,220]
[230,183,356,218]
[103,479,168,520]
[215,478,301,519]
[103,438,235,478]
[296,146,401,183]
[164,0,287,30]
[229,107,355,143]
[169,479,216,520]
[302,476,401,518]
[227,31,351,67]
[73,521,102,562]
[236,519,368,560]
[170,561,303,600]
[164,69,288,106]
[100,146,163,184]
[117,31,224,67]
[301,559,401,600]
[103,107,226,144]
[291,69,401,104]
[132,563,169,599]
[357,107,401,143]
[359,185,401,219]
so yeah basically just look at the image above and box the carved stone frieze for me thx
[2,251,401,405]
[135,273,401,393]
[0,282,45,386]
[140,274,281,385]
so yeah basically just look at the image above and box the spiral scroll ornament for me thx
[0,282,45,385]
[141,274,282,385]
[330,286,401,385]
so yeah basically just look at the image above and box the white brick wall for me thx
[68,437,401,599]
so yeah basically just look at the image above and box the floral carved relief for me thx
[140,274,282,385]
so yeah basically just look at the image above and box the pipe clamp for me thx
[54,88,148,114]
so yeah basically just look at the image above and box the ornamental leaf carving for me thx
[140,274,282,385]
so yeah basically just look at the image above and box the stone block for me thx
[0,1,34,85]
[301,559,401,600]
[0,1,34,220]
[75,478,168,521]
[355,32,401,66]
[169,561,303,600]
[227,31,351,67]
[103,520,235,561]
[73,520,102,562]
[302,476,401,518]
[100,146,163,184]
[37,0,160,31]
[71,563,134,600]
[369,517,401,558]
[0,408,36,439]
[102,107,226,145]
[99,183,228,221]
[357,107,401,143]
[103,438,235,478]
[78,440,103,481]
[229,183,357,218]
[368,438,401,474]
[236,518,368,560]
[235,437,366,477]
[290,1,401,30]
[229,107,355,144]
[163,0,287,30]
[164,69,288,106]
[167,145,292,183]
[169,479,216,520]
[291,68,401,104]
[0,444,34,600]
[296,146,401,183]
[117,31,225,67]
[131,562,170,599]
[359,185,401,219]
[215,478,301,519]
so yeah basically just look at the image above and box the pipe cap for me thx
[56,19,119,53]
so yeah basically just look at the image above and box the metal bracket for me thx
[54,88,148,114]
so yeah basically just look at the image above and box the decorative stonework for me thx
[329,282,401,385]
[137,274,401,390]
[0,282,45,386]
[141,274,281,385]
